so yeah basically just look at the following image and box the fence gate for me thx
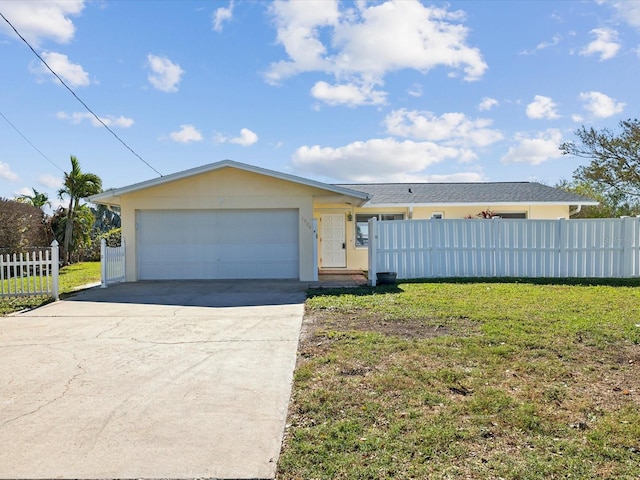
[0,240,59,300]
[101,238,126,287]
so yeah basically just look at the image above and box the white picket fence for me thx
[100,238,125,287]
[0,240,59,300]
[368,217,640,285]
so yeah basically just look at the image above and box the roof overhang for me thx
[89,160,370,207]
[362,200,600,208]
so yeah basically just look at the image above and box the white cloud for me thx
[519,34,562,55]
[266,0,487,105]
[311,81,386,106]
[608,1,640,29]
[212,1,234,32]
[578,91,625,118]
[57,111,134,128]
[384,109,503,148]
[501,129,564,165]
[0,162,18,181]
[407,83,423,97]
[292,137,461,182]
[215,128,258,146]
[38,174,62,189]
[147,54,184,93]
[231,128,258,146]
[30,51,91,87]
[427,172,486,182]
[169,124,203,143]
[14,187,32,198]
[478,97,498,111]
[0,0,84,46]
[580,28,620,60]
[526,95,560,120]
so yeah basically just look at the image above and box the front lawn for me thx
[0,262,101,316]
[278,280,640,479]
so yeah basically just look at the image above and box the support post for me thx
[312,219,318,282]
[368,218,377,286]
[101,238,108,288]
[50,240,59,301]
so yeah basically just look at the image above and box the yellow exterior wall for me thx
[411,204,571,220]
[119,167,328,281]
[313,203,573,271]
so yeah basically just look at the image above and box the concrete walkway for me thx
[0,281,306,479]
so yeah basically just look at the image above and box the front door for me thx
[320,214,346,268]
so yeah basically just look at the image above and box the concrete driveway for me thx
[0,280,306,479]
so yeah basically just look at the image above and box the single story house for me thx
[89,160,598,281]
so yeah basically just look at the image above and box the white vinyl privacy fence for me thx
[100,238,125,287]
[368,217,640,285]
[0,240,59,300]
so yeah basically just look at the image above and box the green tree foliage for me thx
[50,204,96,264]
[58,156,102,264]
[16,188,50,209]
[0,198,52,252]
[560,119,640,201]
[555,179,640,218]
[90,204,121,233]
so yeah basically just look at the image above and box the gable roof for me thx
[89,160,370,206]
[335,182,599,207]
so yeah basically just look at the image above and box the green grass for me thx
[1,261,101,315]
[278,280,640,479]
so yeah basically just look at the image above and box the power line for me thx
[0,11,163,177]
[0,109,65,173]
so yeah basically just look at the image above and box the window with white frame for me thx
[355,213,404,247]
[431,212,444,219]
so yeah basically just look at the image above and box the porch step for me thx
[318,269,365,275]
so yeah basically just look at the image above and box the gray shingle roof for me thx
[333,182,598,206]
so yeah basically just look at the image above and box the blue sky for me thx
[0,0,638,210]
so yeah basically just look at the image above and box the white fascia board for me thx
[89,159,369,205]
[362,200,600,208]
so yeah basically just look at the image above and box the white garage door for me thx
[137,209,299,280]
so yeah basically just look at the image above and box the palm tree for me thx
[17,188,50,209]
[58,155,102,264]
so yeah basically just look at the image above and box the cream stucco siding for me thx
[119,167,329,281]
[410,204,571,220]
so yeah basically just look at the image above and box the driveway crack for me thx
[94,320,124,338]
[1,359,86,428]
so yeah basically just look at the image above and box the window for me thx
[494,212,526,219]
[431,212,444,219]
[355,213,404,247]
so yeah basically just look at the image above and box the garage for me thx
[136,209,299,280]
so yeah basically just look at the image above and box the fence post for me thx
[51,240,59,301]
[101,238,108,288]
[369,218,377,286]
[622,217,635,278]
[122,238,126,284]
[312,219,318,282]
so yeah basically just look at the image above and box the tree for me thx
[90,204,121,233]
[17,188,50,209]
[560,119,640,201]
[58,156,102,264]
[555,179,640,218]
[50,205,96,263]
[0,198,52,251]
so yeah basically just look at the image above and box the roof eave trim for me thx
[361,201,600,207]
[89,160,369,203]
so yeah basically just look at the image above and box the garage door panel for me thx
[137,210,299,280]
